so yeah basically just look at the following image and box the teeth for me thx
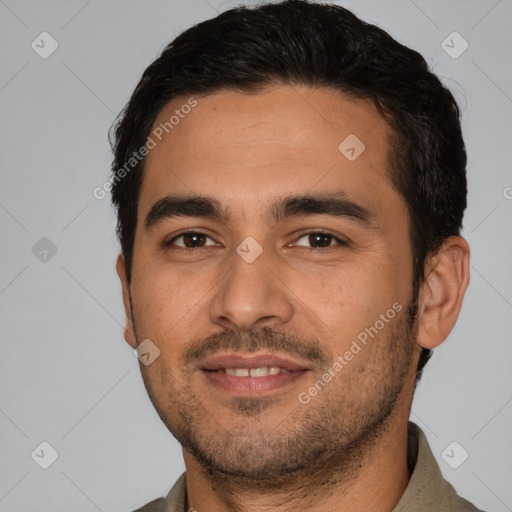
[223,366,288,377]
[250,367,268,377]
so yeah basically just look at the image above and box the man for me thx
[110,1,481,510]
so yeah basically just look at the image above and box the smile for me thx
[200,353,310,395]
[218,367,291,377]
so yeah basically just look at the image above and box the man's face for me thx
[120,85,421,484]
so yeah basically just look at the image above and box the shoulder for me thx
[394,423,485,512]
[130,473,187,512]
[131,497,166,512]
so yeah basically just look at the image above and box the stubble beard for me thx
[136,297,418,492]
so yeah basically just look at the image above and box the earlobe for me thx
[416,236,470,350]
[116,253,137,348]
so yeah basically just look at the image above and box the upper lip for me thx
[200,352,312,372]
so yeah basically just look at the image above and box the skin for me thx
[117,85,470,512]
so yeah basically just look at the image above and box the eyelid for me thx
[164,230,219,248]
[291,230,348,248]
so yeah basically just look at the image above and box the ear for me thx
[416,236,470,349]
[116,253,137,349]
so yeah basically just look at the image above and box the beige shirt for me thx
[132,422,484,512]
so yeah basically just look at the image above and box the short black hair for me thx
[109,0,467,380]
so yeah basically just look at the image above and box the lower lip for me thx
[201,369,308,395]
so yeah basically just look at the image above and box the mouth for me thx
[200,353,311,395]
[213,366,294,377]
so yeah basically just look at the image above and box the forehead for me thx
[138,85,400,221]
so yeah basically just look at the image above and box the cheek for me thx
[290,258,406,347]
[130,270,198,339]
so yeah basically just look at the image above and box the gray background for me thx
[0,0,511,510]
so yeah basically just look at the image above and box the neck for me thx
[183,415,411,512]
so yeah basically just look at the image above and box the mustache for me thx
[183,326,330,368]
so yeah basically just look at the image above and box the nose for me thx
[209,246,294,332]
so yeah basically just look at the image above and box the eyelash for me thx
[164,230,348,250]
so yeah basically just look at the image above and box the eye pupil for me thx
[183,233,206,248]
[309,233,331,247]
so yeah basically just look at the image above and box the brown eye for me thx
[295,232,346,248]
[309,233,333,247]
[167,232,216,248]
[184,233,207,247]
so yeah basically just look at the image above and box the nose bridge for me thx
[209,242,294,331]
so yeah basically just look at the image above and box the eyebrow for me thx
[145,195,228,231]
[144,192,376,231]
[270,193,375,227]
